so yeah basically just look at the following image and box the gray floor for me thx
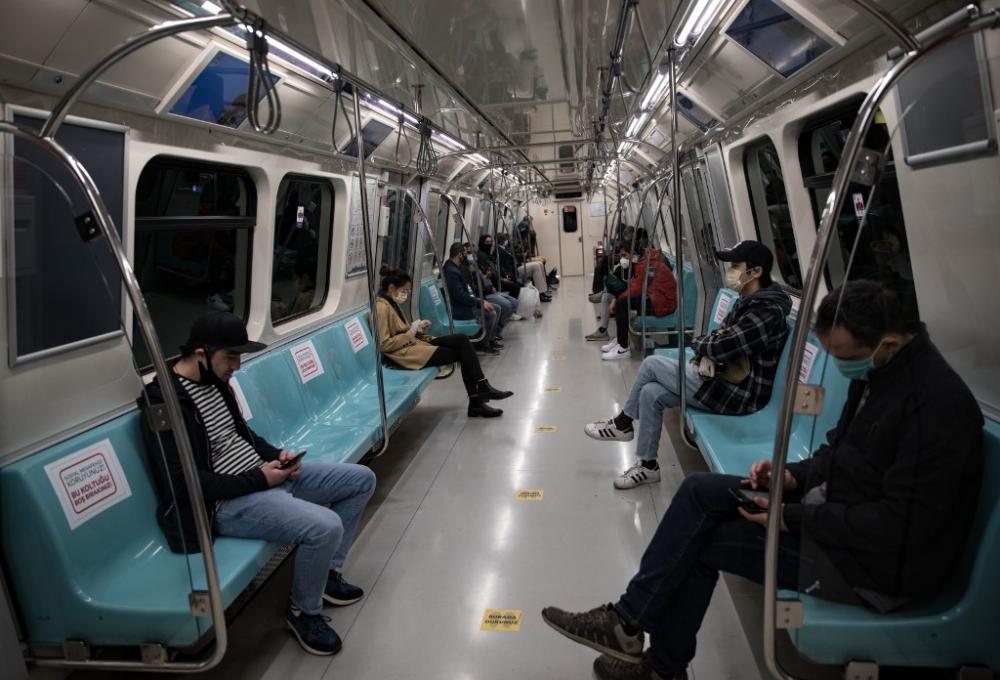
[48,276,766,680]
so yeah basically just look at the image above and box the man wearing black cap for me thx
[585,240,791,490]
[139,312,375,657]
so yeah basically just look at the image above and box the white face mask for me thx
[466,255,475,263]
[393,290,409,304]
[725,267,746,292]
[620,257,631,269]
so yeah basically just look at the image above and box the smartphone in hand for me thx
[728,487,767,514]
[279,451,307,469]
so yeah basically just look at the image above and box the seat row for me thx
[655,289,1000,671]
[0,309,437,650]
[418,276,482,339]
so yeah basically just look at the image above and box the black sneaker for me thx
[475,342,500,356]
[323,571,363,606]
[594,654,687,680]
[541,604,644,663]
[286,606,342,656]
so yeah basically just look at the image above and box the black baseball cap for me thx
[184,312,266,354]
[715,240,774,274]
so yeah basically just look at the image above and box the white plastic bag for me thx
[518,283,541,318]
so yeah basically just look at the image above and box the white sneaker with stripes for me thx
[584,418,634,442]
[614,462,661,489]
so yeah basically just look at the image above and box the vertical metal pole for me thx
[353,91,390,456]
[669,48,689,425]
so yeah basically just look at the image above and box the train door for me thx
[557,203,585,277]
[681,159,726,328]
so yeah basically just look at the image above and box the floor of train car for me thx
[35,278,963,680]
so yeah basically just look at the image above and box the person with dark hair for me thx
[601,229,677,361]
[545,280,983,680]
[138,312,375,657]
[463,242,516,340]
[374,266,512,418]
[478,233,523,306]
[586,242,634,343]
[443,242,500,354]
[586,241,791,489]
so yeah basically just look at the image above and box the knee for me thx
[679,472,732,509]
[304,509,344,547]
[358,465,377,498]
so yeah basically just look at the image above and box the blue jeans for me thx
[623,355,707,461]
[486,293,513,334]
[616,473,802,676]
[215,462,376,615]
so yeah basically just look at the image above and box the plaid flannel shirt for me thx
[689,286,791,414]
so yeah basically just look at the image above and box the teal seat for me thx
[418,277,481,339]
[0,308,439,650]
[781,419,1000,671]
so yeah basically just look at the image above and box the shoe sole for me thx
[322,593,363,606]
[286,620,341,656]
[584,429,634,442]
[614,477,660,490]
[540,610,642,664]
[586,337,609,342]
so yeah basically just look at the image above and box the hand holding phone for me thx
[728,487,767,514]
[279,451,307,469]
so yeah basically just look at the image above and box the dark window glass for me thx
[341,119,394,159]
[168,50,279,129]
[726,0,833,78]
[435,199,450,261]
[744,139,802,290]
[379,189,414,273]
[799,104,919,320]
[133,158,256,368]
[271,176,333,324]
[11,114,125,360]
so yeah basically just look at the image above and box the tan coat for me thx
[374,296,437,369]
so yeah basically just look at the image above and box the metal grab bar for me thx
[437,193,489,343]
[351,93,391,460]
[401,188,458,337]
[625,174,671,350]
[3,122,228,673]
[760,9,997,679]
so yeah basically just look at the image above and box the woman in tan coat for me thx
[375,266,513,418]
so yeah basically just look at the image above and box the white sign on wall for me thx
[714,293,734,325]
[229,377,253,421]
[345,317,370,353]
[44,439,133,530]
[347,176,380,277]
[291,340,325,383]
[799,341,819,383]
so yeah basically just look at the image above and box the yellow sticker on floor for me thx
[534,425,557,433]
[544,387,562,393]
[516,489,544,500]
[550,354,566,361]
[481,609,523,632]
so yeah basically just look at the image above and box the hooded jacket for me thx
[689,284,792,414]
[138,366,280,553]
[619,250,678,317]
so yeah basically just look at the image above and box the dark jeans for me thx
[614,295,653,346]
[499,278,521,299]
[425,334,485,397]
[615,472,801,676]
[593,258,610,293]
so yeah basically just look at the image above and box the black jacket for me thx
[138,368,280,553]
[443,259,481,319]
[785,326,983,598]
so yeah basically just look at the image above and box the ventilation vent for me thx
[558,144,576,174]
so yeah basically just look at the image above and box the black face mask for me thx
[196,352,222,385]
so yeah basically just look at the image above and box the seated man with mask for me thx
[584,241,791,489]
[545,280,983,680]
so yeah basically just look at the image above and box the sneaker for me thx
[286,606,342,656]
[594,654,686,680]
[323,570,364,606]
[600,339,619,352]
[584,418,634,442]
[541,603,644,664]
[589,291,605,303]
[475,342,500,356]
[511,313,524,321]
[602,344,631,361]
[533,308,544,319]
[586,329,610,342]
[614,462,661,490]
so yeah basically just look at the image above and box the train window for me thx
[133,158,256,368]
[744,138,803,290]
[799,104,919,320]
[435,198,450,261]
[379,189,414,273]
[271,176,333,324]
[8,114,126,363]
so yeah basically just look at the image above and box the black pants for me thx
[615,295,653,346]
[593,258,610,293]
[499,278,521,299]
[425,334,484,397]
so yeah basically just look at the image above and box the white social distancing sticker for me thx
[291,339,325,384]
[714,293,733,325]
[229,377,253,421]
[44,439,133,530]
[345,317,369,353]
[799,342,819,383]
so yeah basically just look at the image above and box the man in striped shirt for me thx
[141,312,374,657]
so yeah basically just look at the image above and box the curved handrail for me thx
[351,92,391,459]
[401,187,458,337]
[438,193,489,342]
[760,11,996,679]
[3,122,228,673]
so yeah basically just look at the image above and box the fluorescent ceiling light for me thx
[640,72,669,111]
[264,34,335,79]
[626,112,649,138]
[432,131,466,151]
[470,153,489,165]
[201,1,223,13]
[675,0,728,46]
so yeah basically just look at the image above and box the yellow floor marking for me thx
[516,489,544,501]
[543,387,562,393]
[480,609,523,632]
[550,354,566,361]
[534,425,557,433]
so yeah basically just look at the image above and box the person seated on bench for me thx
[544,280,983,680]
[478,233,523,305]
[589,224,633,301]
[602,229,678,362]
[586,242,634,343]
[138,312,376,657]
[586,240,791,488]
[375,266,513,418]
[443,242,501,354]
[463,242,518,340]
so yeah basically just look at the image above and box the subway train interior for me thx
[1,0,999,679]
